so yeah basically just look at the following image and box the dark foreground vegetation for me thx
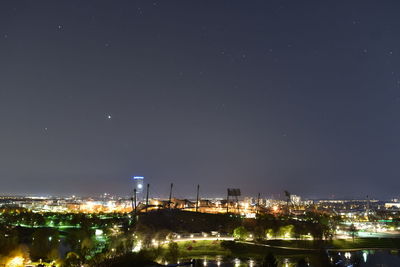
[0,208,399,266]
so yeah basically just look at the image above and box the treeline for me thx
[0,208,131,228]
[239,212,342,241]
[137,209,242,233]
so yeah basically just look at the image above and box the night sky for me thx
[1,1,400,199]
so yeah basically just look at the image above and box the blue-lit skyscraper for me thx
[133,176,144,197]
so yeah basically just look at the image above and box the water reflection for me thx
[362,251,367,263]
[179,250,400,266]
[329,250,400,266]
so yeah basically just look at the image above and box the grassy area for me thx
[176,240,230,257]
[172,239,321,257]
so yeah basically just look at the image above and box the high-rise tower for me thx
[133,176,144,201]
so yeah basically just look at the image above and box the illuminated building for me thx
[290,195,301,205]
[385,202,400,209]
[133,176,144,194]
[133,176,144,202]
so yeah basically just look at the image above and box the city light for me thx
[132,240,142,252]
[6,256,24,267]
[363,251,368,263]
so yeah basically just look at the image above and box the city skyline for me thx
[2,1,400,198]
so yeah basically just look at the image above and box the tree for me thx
[62,252,81,267]
[94,251,156,267]
[134,223,154,248]
[297,258,308,267]
[65,228,94,259]
[254,225,265,241]
[80,237,95,259]
[349,224,358,241]
[233,226,248,240]
[0,228,19,254]
[47,248,60,262]
[261,252,278,267]
[30,228,59,261]
[284,190,291,215]
[154,229,172,243]
[265,229,275,239]
[278,225,294,239]
[165,242,179,263]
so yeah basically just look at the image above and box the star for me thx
[107,115,112,119]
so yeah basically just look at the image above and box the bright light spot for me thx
[284,258,289,267]
[363,252,368,263]
[132,240,142,252]
[95,229,103,236]
[7,256,24,267]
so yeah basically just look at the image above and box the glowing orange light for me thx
[6,256,24,267]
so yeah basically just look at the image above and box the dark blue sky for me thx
[1,1,400,199]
